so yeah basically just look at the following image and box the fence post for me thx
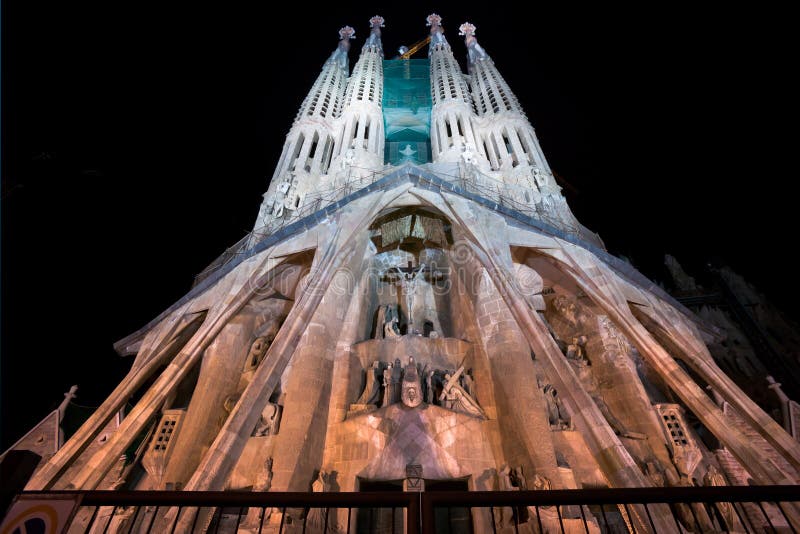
[419,492,435,534]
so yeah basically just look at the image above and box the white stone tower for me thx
[253,26,353,231]
[11,13,800,534]
[329,15,385,180]
[426,14,486,167]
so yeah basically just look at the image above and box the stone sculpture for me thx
[391,358,403,403]
[355,361,382,406]
[566,335,589,366]
[245,336,270,370]
[495,465,517,529]
[532,473,552,491]
[704,465,738,531]
[374,303,401,339]
[401,357,423,408]
[552,295,580,325]
[511,465,527,490]
[644,461,665,487]
[461,368,476,398]
[242,457,274,529]
[440,366,486,419]
[543,384,571,430]
[666,470,715,532]
[382,363,394,407]
[460,142,478,166]
[425,369,435,404]
[307,470,332,530]
[252,403,280,437]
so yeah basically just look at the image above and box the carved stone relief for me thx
[348,359,485,419]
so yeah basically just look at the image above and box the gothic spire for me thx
[364,15,384,54]
[328,26,355,70]
[459,22,490,70]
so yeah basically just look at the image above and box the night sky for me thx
[1,4,795,448]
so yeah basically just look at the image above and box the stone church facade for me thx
[6,14,800,533]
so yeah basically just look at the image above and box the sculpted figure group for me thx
[354,357,484,418]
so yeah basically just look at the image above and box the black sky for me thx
[1,3,796,448]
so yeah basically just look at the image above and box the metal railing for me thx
[8,485,800,533]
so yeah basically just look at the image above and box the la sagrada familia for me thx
[6,13,800,533]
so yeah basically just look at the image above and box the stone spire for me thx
[427,14,486,166]
[457,21,581,230]
[459,22,521,116]
[331,16,386,175]
[461,21,553,179]
[253,28,352,231]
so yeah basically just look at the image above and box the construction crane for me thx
[397,36,431,59]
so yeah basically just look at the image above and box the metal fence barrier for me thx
[7,485,800,533]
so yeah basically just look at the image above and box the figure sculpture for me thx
[425,369,435,404]
[307,470,333,529]
[644,461,665,487]
[461,369,476,398]
[383,363,394,406]
[566,335,589,366]
[391,358,403,403]
[439,366,486,419]
[494,465,517,529]
[401,356,423,408]
[355,361,382,406]
[374,304,401,339]
[666,470,715,532]
[253,403,281,437]
[704,465,738,531]
[543,384,571,430]
[245,336,270,370]
[242,458,274,529]
[461,142,478,166]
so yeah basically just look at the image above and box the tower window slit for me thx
[352,118,359,147]
[518,130,533,164]
[291,133,305,169]
[502,132,512,154]
[491,134,502,167]
[323,137,334,172]
[308,133,319,160]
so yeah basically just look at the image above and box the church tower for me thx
[253,26,353,231]
[11,13,800,534]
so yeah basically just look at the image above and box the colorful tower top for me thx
[459,22,490,66]
[426,13,448,49]
[328,26,355,69]
[365,15,384,51]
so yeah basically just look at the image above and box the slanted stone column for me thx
[632,299,800,474]
[160,299,289,489]
[473,265,563,487]
[552,243,800,487]
[25,312,206,490]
